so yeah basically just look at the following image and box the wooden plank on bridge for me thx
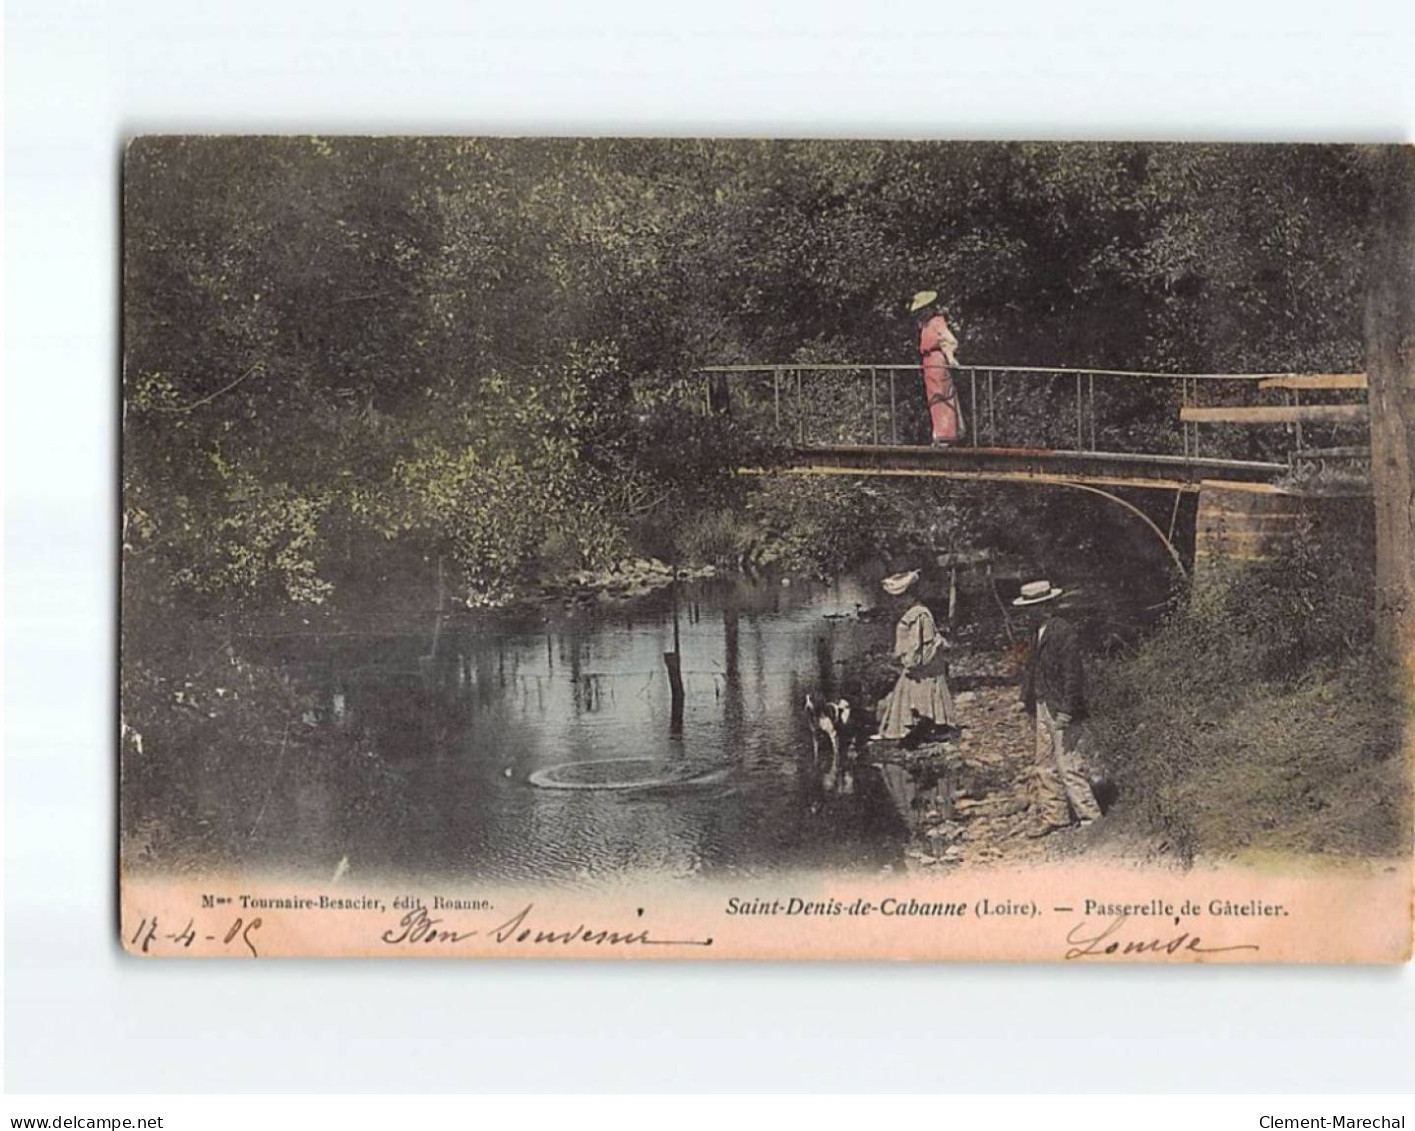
[752,464,1206,493]
[1256,373,1368,391]
[1180,404,1370,425]
[743,445,1290,492]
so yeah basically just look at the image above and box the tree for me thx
[1364,146,1415,687]
[122,140,1384,612]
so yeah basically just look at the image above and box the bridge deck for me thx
[765,444,1288,491]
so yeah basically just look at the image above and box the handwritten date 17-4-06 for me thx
[129,915,263,957]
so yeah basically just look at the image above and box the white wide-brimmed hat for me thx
[908,290,938,313]
[882,569,921,596]
[1012,579,1064,606]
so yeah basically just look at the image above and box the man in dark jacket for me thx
[1013,580,1103,836]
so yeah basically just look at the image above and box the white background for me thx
[5,0,1415,1094]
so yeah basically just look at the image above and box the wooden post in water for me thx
[665,575,685,737]
[664,652,686,736]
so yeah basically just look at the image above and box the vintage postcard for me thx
[120,139,1414,961]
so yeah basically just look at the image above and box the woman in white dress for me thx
[872,569,956,741]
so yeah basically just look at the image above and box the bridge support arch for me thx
[755,460,1368,588]
[1049,481,1189,580]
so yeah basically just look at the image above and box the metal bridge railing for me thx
[693,364,1368,465]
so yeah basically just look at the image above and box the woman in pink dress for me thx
[909,290,965,445]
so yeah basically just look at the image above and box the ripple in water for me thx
[529,757,727,792]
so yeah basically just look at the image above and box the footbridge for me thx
[694,363,1371,576]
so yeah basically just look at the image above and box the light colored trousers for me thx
[1033,701,1103,826]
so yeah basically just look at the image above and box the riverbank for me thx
[882,667,1407,877]
[872,562,1409,873]
[882,682,1169,873]
[529,556,719,607]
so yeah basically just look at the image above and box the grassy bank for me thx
[1088,512,1411,864]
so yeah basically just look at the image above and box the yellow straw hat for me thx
[908,290,938,313]
[1012,579,1064,606]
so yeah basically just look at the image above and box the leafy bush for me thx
[126,453,334,608]
[677,505,755,567]
[1088,505,1408,862]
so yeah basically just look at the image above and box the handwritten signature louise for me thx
[380,904,714,950]
[1063,914,1260,960]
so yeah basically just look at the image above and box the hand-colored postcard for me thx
[120,138,1413,961]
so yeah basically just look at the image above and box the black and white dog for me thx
[804,693,869,793]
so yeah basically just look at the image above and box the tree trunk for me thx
[1364,146,1415,691]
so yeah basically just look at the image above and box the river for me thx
[238,574,916,886]
[217,553,1171,887]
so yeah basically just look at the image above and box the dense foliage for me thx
[123,140,1375,613]
[1089,504,1407,861]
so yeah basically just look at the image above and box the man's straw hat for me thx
[882,569,921,596]
[1012,579,1064,606]
[908,290,939,313]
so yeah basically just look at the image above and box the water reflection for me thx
[247,575,903,885]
